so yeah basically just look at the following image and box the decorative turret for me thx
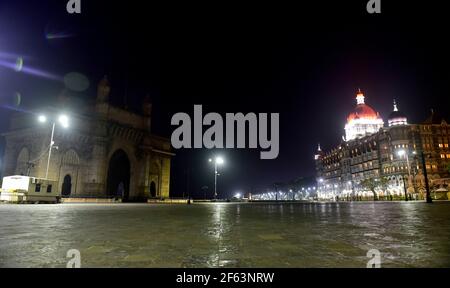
[344,89,384,141]
[97,75,111,103]
[143,94,152,132]
[388,99,408,127]
[356,88,365,104]
[314,143,324,160]
[423,109,447,125]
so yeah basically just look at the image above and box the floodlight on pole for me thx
[209,156,224,199]
[38,114,70,179]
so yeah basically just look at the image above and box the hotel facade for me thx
[315,90,450,200]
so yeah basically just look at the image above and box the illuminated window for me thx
[447,154,450,159]
[441,154,446,159]
[439,144,443,148]
[445,144,449,148]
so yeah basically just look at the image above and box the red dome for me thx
[347,104,380,122]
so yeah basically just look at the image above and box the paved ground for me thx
[0,201,449,267]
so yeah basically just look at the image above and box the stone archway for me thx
[106,149,130,201]
[59,149,80,196]
[150,181,157,197]
[62,174,72,197]
[149,161,161,198]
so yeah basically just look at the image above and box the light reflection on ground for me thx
[0,202,449,267]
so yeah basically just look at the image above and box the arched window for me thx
[62,149,80,166]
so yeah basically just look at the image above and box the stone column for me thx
[160,156,171,198]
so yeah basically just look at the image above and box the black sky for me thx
[0,1,449,198]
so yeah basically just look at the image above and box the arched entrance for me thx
[149,161,160,199]
[106,149,130,201]
[150,181,157,197]
[62,174,72,197]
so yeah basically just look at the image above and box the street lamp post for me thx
[39,114,69,180]
[401,175,408,201]
[45,122,56,179]
[209,156,224,199]
[419,151,433,203]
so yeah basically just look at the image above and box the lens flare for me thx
[46,32,76,40]
[0,52,23,59]
[0,104,31,114]
[15,57,24,72]
[14,92,21,106]
[0,59,62,81]
[64,72,90,92]
[45,23,76,40]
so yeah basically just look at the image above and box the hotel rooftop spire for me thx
[356,88,365,105]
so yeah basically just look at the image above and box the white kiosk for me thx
[0,175,60,203]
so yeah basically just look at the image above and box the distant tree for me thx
[378,177,389,198]
[360,178,378,200]
[360,177,388,201]
[273,182,285,192]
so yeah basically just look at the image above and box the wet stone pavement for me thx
[0,202,449,268]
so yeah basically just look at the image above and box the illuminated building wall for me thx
[1,77,173,200]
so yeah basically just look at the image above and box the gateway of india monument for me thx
[1,76,173,201]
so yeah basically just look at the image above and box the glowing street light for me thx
[209,156,224,199]
[58,114,69,128]
[38,114,70,179]
[38,115,47,123]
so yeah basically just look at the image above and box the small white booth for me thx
[0,175,60,203]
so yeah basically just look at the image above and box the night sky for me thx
[0,1,449,198]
